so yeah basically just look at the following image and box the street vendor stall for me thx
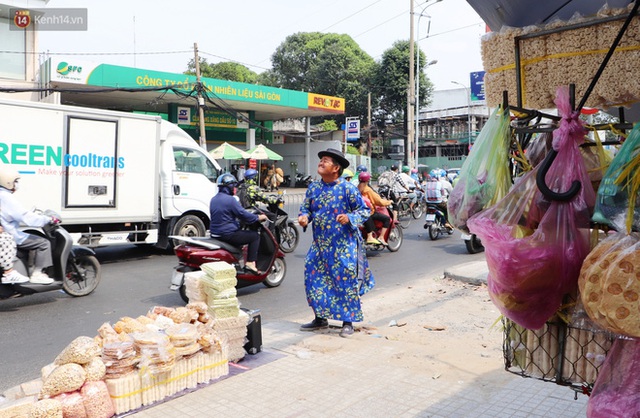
[0,261,263,418]
[454,1,640,414]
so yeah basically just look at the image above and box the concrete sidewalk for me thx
[127,260,589,418]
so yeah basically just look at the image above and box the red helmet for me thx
[358,172,371,183]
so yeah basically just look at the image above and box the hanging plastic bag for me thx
[587,338,640,418]
[448,105,512,233]
[468,86,596,329]
[592,123,640,232]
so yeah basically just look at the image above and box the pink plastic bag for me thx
[587,338,640,418]
[468,86,595,329]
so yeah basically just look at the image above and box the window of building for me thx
[0,17,26,80]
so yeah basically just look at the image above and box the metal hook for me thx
[535,149,581,201]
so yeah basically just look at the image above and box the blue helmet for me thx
[217,173,238,193]
[356,164,367,173]
[245,168,258,180]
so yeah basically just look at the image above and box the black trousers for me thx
[219,230,260,262]
[364,212,391,233]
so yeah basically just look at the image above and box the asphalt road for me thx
[0,217,485,393]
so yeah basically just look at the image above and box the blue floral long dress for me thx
[298,178,375,322]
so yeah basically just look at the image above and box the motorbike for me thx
[0,210,101,300]
[294,172,313,188]
[266,199,299,253]
[170,218,287,303]
[423,203,454,241]
[360,206,403,252]
[280,175,292,188]
[462,233,484,254]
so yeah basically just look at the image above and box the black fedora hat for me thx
[318,148,349,169]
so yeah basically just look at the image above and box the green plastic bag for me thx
[448,105,512,234]
[592,124,640,232]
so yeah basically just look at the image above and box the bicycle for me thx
[395,197,413,229]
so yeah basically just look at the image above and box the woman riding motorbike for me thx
[0,167,55,284]
[357,172,393,246]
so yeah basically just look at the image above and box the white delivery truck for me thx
[0,98,221,249]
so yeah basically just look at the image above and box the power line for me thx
[0,49,192,56]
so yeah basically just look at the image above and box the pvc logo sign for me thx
[56,62,82,76]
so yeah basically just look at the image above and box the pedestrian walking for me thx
[297,148,374,338]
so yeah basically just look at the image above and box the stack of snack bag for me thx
[100,304,228,415]
[35,336,114,418]
[199,262,248,362]
[213,309,251,362]
[1,266,245,417]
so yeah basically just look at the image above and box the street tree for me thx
[185,58,258,83]
[267,32,377,123]
[373,40,434,128]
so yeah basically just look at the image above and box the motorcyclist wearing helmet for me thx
[242,169,280,209]
[399,165,418,210]
[357,172,392,246]
[424,174,453,229]
[209,173,268,275]
[388,164,410,202]
[0,167,55,284]
[240,168,279,234]
[341,168,355,182]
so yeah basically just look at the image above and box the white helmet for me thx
[0,167,20,191]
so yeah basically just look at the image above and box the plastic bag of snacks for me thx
[579,232,640,337]
[81,381,115,418]
[468,86,595,329]
[592,122,640,232]
[40,363,87,398]
[587,338,640,418]
[29,399,63,418]
[54,336,101,366]
[448,105,512,233]
[52,391,87,418]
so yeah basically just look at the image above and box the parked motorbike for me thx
[294,172,312,188]
[0,210,101,300]
[280,175,292,188]
[462,233,484,254]
[266,200,299,253]
[360,206,403,252]
[423,203,454,241]
[170,218,286,303]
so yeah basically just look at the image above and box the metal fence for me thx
[279,190,306,218]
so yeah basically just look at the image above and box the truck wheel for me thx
[171,215,206,248]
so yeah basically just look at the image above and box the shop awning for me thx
[466,0,633,31]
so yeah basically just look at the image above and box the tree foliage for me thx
[185,58,258,83]
[373,40,434,124]
[267,32,377,122]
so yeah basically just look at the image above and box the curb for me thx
[443,260,489,286]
